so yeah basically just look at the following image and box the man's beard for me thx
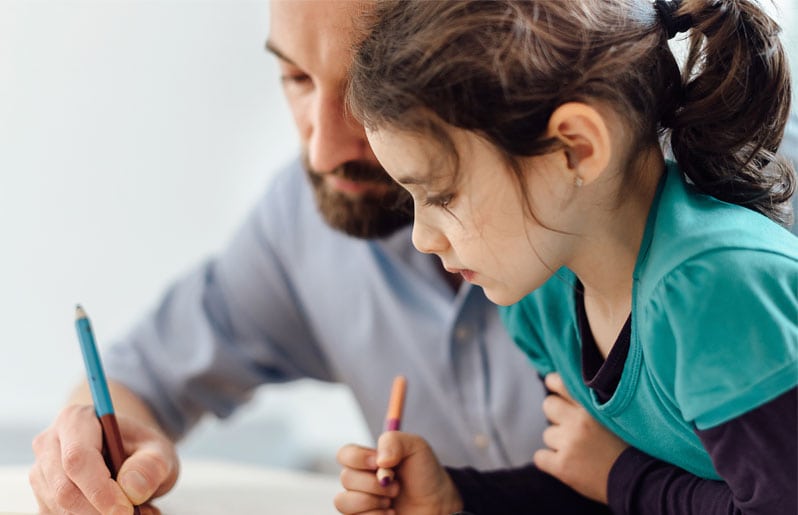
[303,153,413,239]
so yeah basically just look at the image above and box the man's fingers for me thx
[35,430,121,515]
[40,459,103,515]
[31,405,176,515]
[136,502,163,515]
[58,410,134,513]
[28,464,63,515]
[117,448,177,505]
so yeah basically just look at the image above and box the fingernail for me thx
[120,470,148,501]
[376,449,390,463]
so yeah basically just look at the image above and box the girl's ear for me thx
[546,102,612,186]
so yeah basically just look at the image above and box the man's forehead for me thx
[268,0,369,63]
[269,0,367,35]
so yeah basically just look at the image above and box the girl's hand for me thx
[533,373,629,503]
[334,432,464,515]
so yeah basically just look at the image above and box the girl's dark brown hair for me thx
[347,0,794,227]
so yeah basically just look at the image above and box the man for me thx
[785,109,798,235]
[28,2,548,513]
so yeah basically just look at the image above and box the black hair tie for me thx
[654,0,693,39]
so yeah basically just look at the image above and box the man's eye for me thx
[280,74,312,85]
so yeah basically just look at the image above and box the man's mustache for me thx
[333,160,396,185]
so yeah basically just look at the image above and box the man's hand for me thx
[29,383,179,514]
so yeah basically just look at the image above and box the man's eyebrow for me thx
[265,40,295,65]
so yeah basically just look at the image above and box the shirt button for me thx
[473,433,490,449]
[454,325,471,341]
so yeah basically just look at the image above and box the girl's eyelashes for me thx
[423,193,454,209]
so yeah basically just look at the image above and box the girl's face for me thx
[367,125,578,306]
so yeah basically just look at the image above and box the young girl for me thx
[334,0,797,514]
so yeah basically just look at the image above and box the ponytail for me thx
[667,0,794,227]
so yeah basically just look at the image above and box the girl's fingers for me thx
[533,448,559,477]
[340,467,400,498]
[544,373,575,403]
[337,444,378,471]
[375,431,430,470]
[541,425,565,451]
[541,392,575,424]
[333,488,394,514]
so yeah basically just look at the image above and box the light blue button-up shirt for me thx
[783,110,798,235]
[103,157,547,469]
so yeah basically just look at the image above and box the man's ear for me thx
[546,102,611,186]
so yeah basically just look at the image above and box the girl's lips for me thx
[444,265,476,282]
[460,270,475,282]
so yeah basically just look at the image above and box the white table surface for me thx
[0,460,342,514]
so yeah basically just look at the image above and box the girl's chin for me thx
[483,287,525,307]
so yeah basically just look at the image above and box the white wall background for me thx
[0,0,370,471]
[0,0,795,470]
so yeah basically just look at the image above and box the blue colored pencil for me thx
[75,305,141,514]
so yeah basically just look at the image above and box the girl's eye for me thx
[424,193,454,209]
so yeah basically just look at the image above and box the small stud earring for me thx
[574,176,584,187]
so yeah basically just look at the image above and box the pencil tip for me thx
[75,304,86,319]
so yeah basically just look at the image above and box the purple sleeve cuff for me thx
[446,464,612,514]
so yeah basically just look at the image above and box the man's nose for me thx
[307,92,370,173]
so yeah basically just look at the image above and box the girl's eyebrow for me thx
[395,156,451,186]
[395,175,429,186]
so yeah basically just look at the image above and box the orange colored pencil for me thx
[377,376,406,486]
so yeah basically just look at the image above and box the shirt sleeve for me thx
[103,164,334,439]
[608,387,797,515]
[644,248,798,429]
[446,463,612,515]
